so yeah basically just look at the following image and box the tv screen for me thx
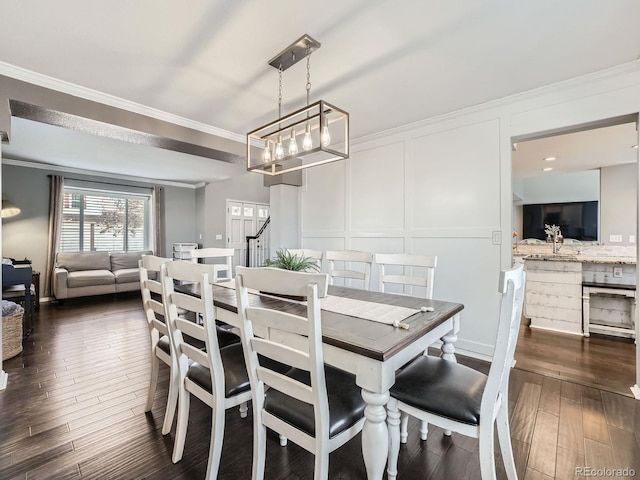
[522,201,598,241]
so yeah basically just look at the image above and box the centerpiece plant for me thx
[263,249,320,272]
[262,249,320,300]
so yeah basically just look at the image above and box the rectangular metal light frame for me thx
[246,99,349,176]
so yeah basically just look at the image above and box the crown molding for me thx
[2,157,197,189]
[0,61,245,144]
[353,60,640,145]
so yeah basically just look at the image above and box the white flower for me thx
[544,224,561,237]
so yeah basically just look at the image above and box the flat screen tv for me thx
[522,201,598,241]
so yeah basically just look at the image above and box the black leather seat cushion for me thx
[187,343,251,398]
[390,356,487,426]
[216,325,241,348]
[264,365,366,439]
[157,335,171,355]
[187,345,291,398]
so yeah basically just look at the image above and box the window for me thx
[59,187,152,252]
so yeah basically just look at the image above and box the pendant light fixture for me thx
[247,34,349,176]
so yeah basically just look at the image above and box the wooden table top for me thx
[178,282,464,362]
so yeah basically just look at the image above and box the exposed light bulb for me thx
[321,125,331,147]
[302,123,313,151]
[275,135,284,160]
[288,128,298,155]
[263,141,271,162]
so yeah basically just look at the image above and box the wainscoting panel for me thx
[349,142,405,231]
[409,119,500,230]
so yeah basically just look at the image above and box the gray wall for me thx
[1,162,196,296]
[600,163,637,245]
[203,173,269,247]
[522,170,600,204]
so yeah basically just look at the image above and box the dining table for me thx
[177,280,464,480]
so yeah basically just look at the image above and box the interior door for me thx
[226,201,269,271]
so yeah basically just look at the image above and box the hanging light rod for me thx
[268,34,321,71]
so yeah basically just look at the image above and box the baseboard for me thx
[631,384,640,400]
[0,370,8,390]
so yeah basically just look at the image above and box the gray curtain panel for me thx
[153,186,165,257]
[44,175,64,297]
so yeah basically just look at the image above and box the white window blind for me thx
[60,187,152,253]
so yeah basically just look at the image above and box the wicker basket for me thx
[2,308,24,361]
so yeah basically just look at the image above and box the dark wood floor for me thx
[514,322,636,398]
[1,294,639,479]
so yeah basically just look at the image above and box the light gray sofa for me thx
[53,251,152,300]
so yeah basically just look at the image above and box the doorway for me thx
[226,200,270,271]
[511,117,639,397]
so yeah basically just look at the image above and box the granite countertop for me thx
[523,254,636,265]
[515,244,636,265]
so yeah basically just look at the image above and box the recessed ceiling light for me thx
[543,156,557,161]
[542,167,553,172]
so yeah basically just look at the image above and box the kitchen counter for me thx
[521,250,636,336]
[523,254,636,264]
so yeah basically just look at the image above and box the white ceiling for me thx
[1,1,640,185]
[512,122,639,179]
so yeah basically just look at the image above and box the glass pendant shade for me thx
[302,124,313,151]
[263,141,271,162]
[275,135,284,160]
[288,128,299,155]
[321,125,331,147]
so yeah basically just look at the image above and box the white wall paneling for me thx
[350,142,405,231]
[299,62,640,367]
[410,120,501,230]
[302,161,346,233]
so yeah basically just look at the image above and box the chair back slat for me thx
[326,250,373,290]
[175,316,205,341]
[238,267,328,298]
[256,367,315,405]
[186,247,235,281]
[251,337,310,371]
[182,342,210,367]
[170,291,205,315]
[375,253,437,299]
[246,308,311,337]
[144,278,163,295]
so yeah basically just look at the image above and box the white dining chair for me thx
[374,253,437,298]
[139,254,177,435]
[375,252,438,441]
[287,248,323,270]
[386,265,526,480]
[235,266,367,480]
[186,247,235,282]
[325,250,373,290]
[161,260,252,479]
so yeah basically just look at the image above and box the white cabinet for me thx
[172,243,198,261]
[525,260,583,335]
